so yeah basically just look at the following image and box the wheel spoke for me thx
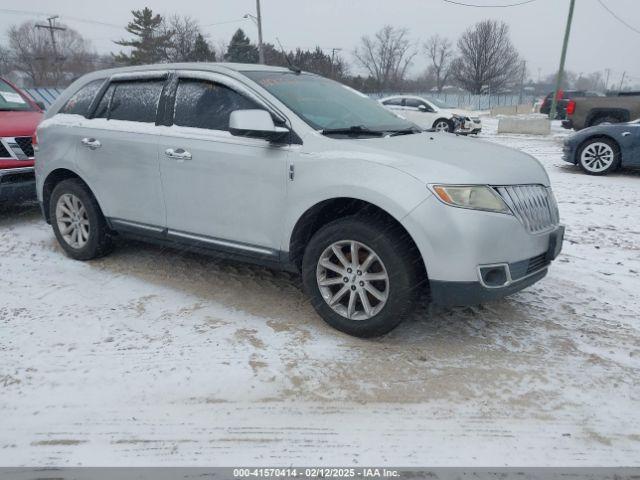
[364,283,386,302]
[319,258,345,275]
[329,285,349,306]
[359,253,375,271]
[318,276,345,287]
[331,245,350,268]
[358,290,373,316]
[347,290,357,318]
[363,272,387,282]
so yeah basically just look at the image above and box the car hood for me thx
[0,110,43,137]
[316,132,550,186]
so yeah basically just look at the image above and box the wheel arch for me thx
[586,108,630,127]
[288,197,427,281]
[42,168,91,223]
[433,117,452,130]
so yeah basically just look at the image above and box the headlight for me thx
[431,185,511,214]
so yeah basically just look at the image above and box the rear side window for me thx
[382,98,402,106]
[60,79,103,116]
[173,79,259,131]
[108,80,164,123]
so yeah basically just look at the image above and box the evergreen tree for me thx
[114,7,173,65]
[224,29,258,63]
[189,33,216,62]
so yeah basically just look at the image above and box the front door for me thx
[158,74,289,257]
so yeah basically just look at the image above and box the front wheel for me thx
[577,138,620,175]
[302,217,421,337]
[433,118,452,133]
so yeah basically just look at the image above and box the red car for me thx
[0,77,43,202]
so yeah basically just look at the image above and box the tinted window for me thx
[173,79,259,131]
[61,80,104,116]
[0,79,34,112]
[109,80,164,123]
[404,98,422,108]
[93,84,115,119]
[382,98,402,106]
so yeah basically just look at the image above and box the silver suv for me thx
[36,63,563,337]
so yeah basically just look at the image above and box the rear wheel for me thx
[50,179,113,260]
[577,138,620,175]
[302,216,422,337]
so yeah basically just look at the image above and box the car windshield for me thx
[0,79,34,112]
[244,71,415,134]
[427,97,455,109]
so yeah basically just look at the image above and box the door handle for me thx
[81,137,101,150]
[165,148,192,161]
[622,132,631,137]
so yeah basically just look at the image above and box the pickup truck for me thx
[0,77,43,203]
[563,92,640,131]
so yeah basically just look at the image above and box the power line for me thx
[597,0,640,35]
[201,18,248,28]
[442,0,537,7]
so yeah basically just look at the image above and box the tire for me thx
[589,116,620,127]
[302,216,422,338]
[577,137,620,176]
[50,178,113,260]
[433,118,453,133]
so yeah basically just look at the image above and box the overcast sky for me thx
[1,0,639,86]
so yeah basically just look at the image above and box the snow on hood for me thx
[318,132,550,186]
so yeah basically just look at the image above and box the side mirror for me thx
[229,109,289,142]
[36,101,46,110]
[418,104,430,112]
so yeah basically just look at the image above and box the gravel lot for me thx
[1,119,639,466]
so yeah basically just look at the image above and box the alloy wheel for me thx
[316,240,389,321]
[580,142,615,173]
[434,121,450,132]
[56,193,90,249]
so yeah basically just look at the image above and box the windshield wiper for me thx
[387,128,421,137]
[321,125,385,137]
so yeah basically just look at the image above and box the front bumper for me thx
[401,195,564,306]
[457,119,482,134]
[0,167,36,202]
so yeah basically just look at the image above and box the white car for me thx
[36,64,561,338]
[380,95,482,134]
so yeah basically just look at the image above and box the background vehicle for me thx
[539,90,602,119]
[563,92,640,130]
[379,95,482,134]
[562,119,640,175]
[0,77,43,202]
[37,64,562,338]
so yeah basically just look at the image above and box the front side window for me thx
[0,79,34,112]
[244,71,413,132]
[60,80,104,116]
[173,79,259,131]
[105,80,164,123]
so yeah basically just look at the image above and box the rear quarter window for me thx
[60,79,104,116]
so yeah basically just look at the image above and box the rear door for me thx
[74,74,168,229]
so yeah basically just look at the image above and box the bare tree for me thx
[160,15,215,62]
[7,21,94,87]
[451,20,521,94]
[424,34,453,93]
[353,25,416,92]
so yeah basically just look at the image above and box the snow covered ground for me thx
[1,119,639,466]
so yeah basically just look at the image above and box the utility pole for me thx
[256,0,264,64]
[549,0,575,121]
[604,68,611,92]
[518,60,527,104]
[619,71,626,91]
[35,15,66,60]
[330,48,342,79]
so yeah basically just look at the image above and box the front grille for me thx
[494,185,560,234]
[0,141,10,158]
[14,137,34,158]
[509,252,550,280]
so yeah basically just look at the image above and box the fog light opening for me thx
[480,265,509,287]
